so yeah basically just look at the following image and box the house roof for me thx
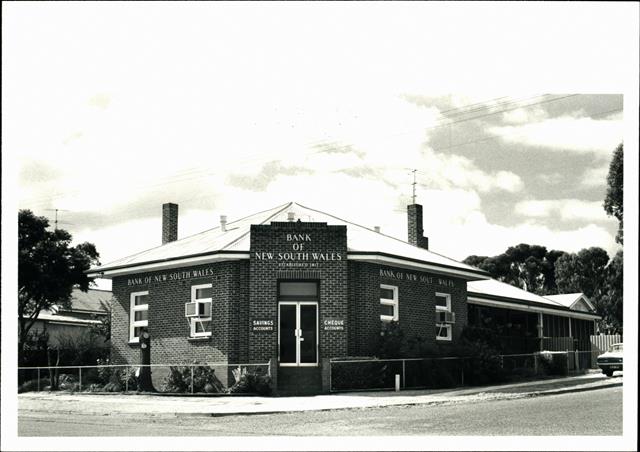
[56,288,111,314]
[467,279,567,309]
[36,311,103,326]
[544,293,595,312]
[89,201,489,279]
[467,279,600,319]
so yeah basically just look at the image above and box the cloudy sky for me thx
[4,3,637,291]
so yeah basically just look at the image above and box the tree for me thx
[554,247,623,333]
[90,299,112,343]
[597,250,623,334]
[463,244,564,295]
[555,247,610,298]
[604,143,623,244]
[18,210,100,364]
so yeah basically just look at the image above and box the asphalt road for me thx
[18,386,622,436]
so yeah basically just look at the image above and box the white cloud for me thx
[418,150,524,193]
[423,207,619,260]
[581,165,610,187]
[514,199,612,222]
[502,105,548,124]
[488,116,623,157]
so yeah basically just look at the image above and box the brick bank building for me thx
[88,202,599,393]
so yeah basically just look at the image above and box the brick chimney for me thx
[162,203,178,244]
[407,204,429,250]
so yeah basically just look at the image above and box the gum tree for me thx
[18,210,100,365]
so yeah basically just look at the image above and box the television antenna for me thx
[45,209,71,230]
[411,169,417,204]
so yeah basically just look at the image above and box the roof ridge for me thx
[294,202,476,269]
[96,202,292,268]
[220,201,294,251]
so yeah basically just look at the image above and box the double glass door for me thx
[279,302,318,366]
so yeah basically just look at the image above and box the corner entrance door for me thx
[279,302,318,366]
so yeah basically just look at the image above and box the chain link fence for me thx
[18,362,271,395]
[330,350,597,393]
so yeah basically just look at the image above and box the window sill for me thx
[188,336,212,342]
[128,341,140,346]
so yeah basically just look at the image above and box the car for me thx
[596,343,623,377]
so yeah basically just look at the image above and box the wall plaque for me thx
[323,318,345,331]
[251,319,275,332]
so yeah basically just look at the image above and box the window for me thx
[435,292,452,341]
[278,281,319,301]
[186,284,212,338]
[129,291,149,343]
[380,284,399,322]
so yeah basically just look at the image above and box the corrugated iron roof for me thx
[543,293,584,308]
[66,288,112,312]
[90,201,487,277]
[467,279,568,309]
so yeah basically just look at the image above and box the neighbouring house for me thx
[468,280,598,356]
[29,288,112,348]
[87,201,600,394]
[544,293,596,314]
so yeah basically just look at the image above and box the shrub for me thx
[55,331,110,366]
[228,366,272,396]
[457,340,506,386]
[423,361,458,388]
[18,378,50,393]
[378,321,408,358]
[96,358,114,385]
[330,357,391,391]
[160,364,224,393]
[538,351,568,376]
[460,325,503,351]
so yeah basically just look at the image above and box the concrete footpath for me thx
[18,371,622,418]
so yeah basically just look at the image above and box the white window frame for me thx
[189,283,212,338]
[129,291,149,343]
[380,284,399,322]
[435,292,452,341]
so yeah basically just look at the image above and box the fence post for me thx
[402,360,406,389]
[79,368,82,392]
[461,358,464,386]
[533,354,538,374]
[500,355,504,369]
[37,368,41,392]
[575,349,580,370]
[190,365,194,394]
[566,350,570,371]
[125,375,128,393]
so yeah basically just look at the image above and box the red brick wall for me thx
[110,239,469,369]
[348,262,468,356]
[110,261,248,366]
[248,222,348,364]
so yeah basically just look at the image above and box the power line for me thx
[21,95,617,210]
[436,94,549,119]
